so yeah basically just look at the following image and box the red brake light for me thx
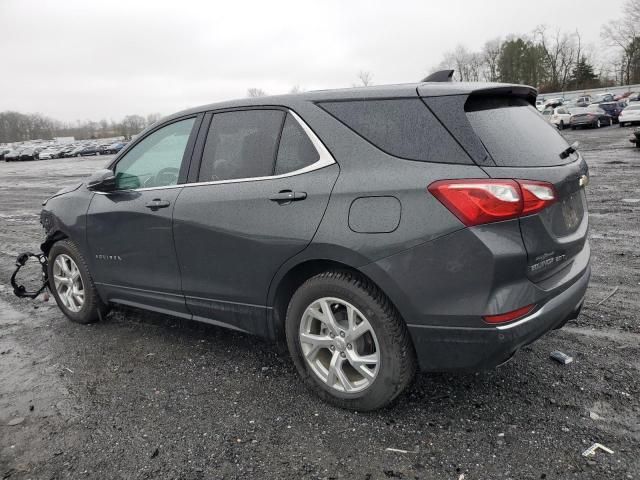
[428,179,556,227]
[483,304,536,324]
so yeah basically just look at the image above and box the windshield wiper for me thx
[559,141,579,160]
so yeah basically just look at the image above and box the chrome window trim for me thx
[98,109,335,194]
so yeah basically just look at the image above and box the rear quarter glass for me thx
[317,98,473,164]
[465,96,572,168]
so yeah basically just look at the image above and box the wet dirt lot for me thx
[1,126,639,480]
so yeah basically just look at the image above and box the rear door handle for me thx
[270,190,307,203]
[145,199,171,210]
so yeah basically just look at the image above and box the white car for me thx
[37,148,57,160]
[547,106,572,130]
[619,104,640,127]
[536,99,545,112]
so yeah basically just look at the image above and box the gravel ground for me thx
[0,126,639,480]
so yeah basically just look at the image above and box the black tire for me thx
[571,126,576,130]
[559,121,565,130]
[285,270,416,411]
[48,240,108,324]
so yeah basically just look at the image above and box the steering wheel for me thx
[154,167,180,187]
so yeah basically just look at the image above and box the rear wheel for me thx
[286,271,416,411]
[48,240,108,324]
[559,121,565,130]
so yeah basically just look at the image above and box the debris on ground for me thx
[7,417,25,426]
[596,286,620,306]
[582,443,614,457]
[589,411,603,421]
[550,350,574,365]
[385,447,419,454]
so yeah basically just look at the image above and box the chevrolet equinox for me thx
[39,79,590,410]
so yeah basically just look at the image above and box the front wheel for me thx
[559,121,565,130]
[286,271,416,411]
[48,240,108,324]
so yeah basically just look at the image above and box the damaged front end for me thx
[10,251,49,299]
[11,208,67,299]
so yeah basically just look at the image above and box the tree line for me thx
[0,112,162,144]
[433,0,640,92]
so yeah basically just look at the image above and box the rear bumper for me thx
[408,264,590,371]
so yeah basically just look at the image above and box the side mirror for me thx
[87,169,117,192]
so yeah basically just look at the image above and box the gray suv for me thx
[39,80,590,410]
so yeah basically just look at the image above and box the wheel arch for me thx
[268,254,406,344]
[41,230,68,255]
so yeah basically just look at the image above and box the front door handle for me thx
[145,199,171,210]
[270,190,307,203]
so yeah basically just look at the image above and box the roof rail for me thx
[421,70,454,83]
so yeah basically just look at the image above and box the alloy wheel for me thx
[299,297,380,393]
[52,254,85,313]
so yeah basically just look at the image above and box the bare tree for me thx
[601,0,640,84]
[356,71,373,87]
[247,88,267,98]
[482,38,502,82]
[146,113,162,127]
[623,0,640,23]
[289,85,303,94]
[535,26,578,91]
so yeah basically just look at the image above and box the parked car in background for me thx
[619,104,640,127]
[67,146,86,157]
[4,149,23,161]
[630,128,640,147]
[570,106,613,129]
[575,95,591,107]
[38,148,58,160]
[536,99,545,112]
[60,145,78,157]
[598,102,625,123]
[544,97,564,108]
[104,142,127,154]
[79,145,100,156]
[0,148,11,160]
[627,92,640,103]
[19,148,38,161]
[593,93,615,103]
[547,106,572,130]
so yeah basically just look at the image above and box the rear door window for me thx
[318,98,470,163]
[274,113,319,175]
[465,96,571,167]
[199,110,285,182]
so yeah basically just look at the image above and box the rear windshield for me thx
[466,96,571,167]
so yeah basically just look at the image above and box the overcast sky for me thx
[0,0,624,122]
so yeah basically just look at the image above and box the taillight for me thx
[520,181,556,215]
[483,304,536,324]
[428,179,556,227]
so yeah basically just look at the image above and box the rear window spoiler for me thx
[417,83,538,107]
